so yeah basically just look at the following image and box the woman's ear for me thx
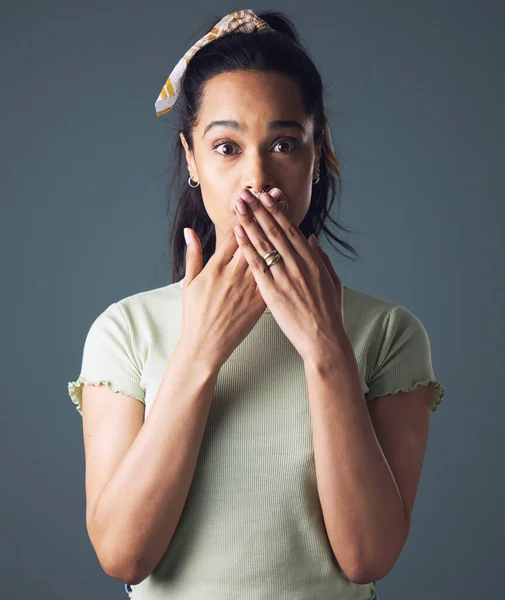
[180,132,199,181]
[313,141,322,179]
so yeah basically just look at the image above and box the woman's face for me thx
[180,70,322,250]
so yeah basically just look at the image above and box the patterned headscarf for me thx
[154,8,340,177]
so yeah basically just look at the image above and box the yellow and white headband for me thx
[154,8,340,178]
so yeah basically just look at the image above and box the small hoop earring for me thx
[188,176,200,188]
[313,176,320,185]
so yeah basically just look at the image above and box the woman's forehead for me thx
[197,71,309,131]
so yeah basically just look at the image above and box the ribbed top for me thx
[68,278,444,600]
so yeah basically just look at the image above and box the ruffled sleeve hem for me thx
[368,379,445,413]
[68,376,146,417]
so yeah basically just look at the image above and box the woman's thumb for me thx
[183,227,203,286]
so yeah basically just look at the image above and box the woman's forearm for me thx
[303,335,408,584]
[90,339,220,585]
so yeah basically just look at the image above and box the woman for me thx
[68,9,445,600]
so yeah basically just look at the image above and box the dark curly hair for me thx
[160,10,360,283]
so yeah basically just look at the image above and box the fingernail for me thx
[279,200,288,212]
[239,190,255,203]
[260,192,274,207]
[235,199,248,215]
[269,188,282,200]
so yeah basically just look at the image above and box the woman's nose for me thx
[248,184,273,197]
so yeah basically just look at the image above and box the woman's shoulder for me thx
[342,284,429,351]
[112,278,185,323]
[343,284,398,321]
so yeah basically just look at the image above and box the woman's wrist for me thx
[173,336,223,378]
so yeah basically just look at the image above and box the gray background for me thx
[1,0,503,598]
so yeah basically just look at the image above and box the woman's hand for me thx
[181,220,268,371]
[233,187,347,363]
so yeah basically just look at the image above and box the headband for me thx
[154,8,340,178]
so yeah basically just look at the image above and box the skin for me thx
[179,69,322,252]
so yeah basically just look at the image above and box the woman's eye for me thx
[213,142,236,155]
[273,139,298,153]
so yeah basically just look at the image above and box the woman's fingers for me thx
[182,228,203,286]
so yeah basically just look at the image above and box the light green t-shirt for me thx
[68,278,445,600]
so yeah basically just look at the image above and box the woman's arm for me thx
[303,335,409,585]
[88,339,220,585]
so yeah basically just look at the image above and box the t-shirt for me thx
[68,277,445,600]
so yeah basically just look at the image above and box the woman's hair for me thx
[163,10,360,283]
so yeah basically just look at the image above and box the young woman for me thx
[68,9,445,600]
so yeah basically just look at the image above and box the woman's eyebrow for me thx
[202,119,306,138]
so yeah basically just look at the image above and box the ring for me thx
[262,249,282,269]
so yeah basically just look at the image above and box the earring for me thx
[313,175,320,185]
[188,176,200,188]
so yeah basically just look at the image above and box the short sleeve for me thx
[68,302,146,417]
[365,305,445,412]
